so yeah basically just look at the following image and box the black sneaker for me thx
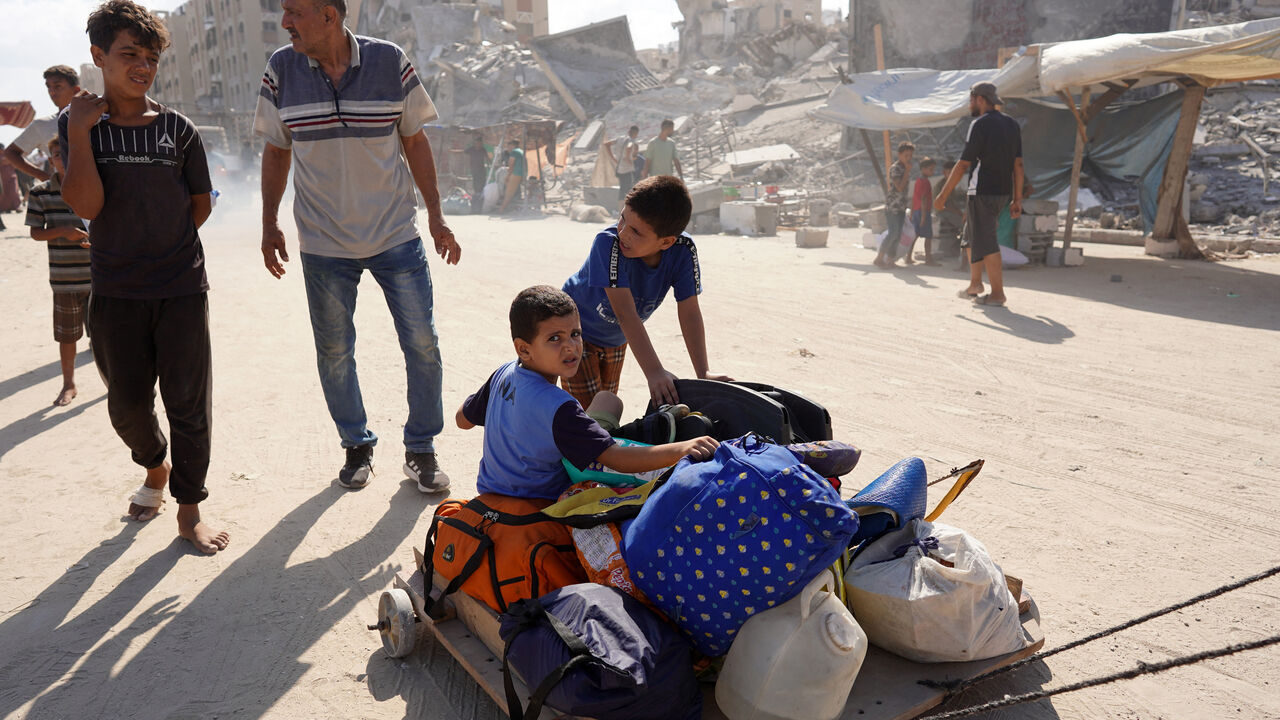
[338,444,373,489]
[404,451,450,493]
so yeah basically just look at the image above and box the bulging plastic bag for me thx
[843,518,1027,663]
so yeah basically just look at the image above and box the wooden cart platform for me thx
[383,548,1044,720]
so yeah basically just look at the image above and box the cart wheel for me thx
[378,589,417,658]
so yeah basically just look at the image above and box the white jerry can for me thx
[715,568,868,720]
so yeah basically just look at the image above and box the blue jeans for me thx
[300,238,443,453]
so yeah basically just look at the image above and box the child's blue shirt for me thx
[562,225,701,348]
[462,360,615,499]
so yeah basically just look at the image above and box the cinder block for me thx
[1045,247,1065,267]
[1063,247,1084,266]
[720,201,779,236]
[1021,199,1059,215]
[1018,214,1059,233]
[795,228,829,248]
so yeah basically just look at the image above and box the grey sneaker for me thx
[338,444,373,489]
[404,451,450,493]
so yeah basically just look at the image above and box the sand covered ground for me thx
[1,195,1278,719]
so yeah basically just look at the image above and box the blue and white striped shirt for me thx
[253,29,439,258]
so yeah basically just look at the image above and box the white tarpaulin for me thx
[1039,17,1280,92]
[811,18,1280,131]
[809,52,1039,131]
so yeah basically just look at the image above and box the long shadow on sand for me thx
[835,252,1280,332]
[20,481,425,719]
[823,261,940,289]
[0,523,176,718]
[957,307,1076,344]
[0,350,94,401]
[0,394,106,461]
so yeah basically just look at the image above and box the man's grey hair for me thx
[314,0,347,17]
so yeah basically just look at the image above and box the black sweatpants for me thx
[88,293,212,505]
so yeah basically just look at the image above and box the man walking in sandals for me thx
[934,82,1023,307]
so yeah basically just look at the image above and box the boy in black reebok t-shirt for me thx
[61,0,228,554]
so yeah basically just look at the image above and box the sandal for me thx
[973,294,1005,307]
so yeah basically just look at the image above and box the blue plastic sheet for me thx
[1008,90,1185,231]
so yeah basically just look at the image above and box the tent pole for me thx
[874,24,891,183]
[1151,82,1207,259]
[1061,87,1090,252]
[859,128,888,197]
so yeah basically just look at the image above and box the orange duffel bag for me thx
[421,494,588,615]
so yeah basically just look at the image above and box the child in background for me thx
[908,157,939,266]
[26,137,91,406]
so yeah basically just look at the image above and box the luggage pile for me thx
[394,380,1035,720]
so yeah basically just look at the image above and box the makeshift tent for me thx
[812,17,1280,258]
[812,18,1280,131]
[1014,91,1185,231]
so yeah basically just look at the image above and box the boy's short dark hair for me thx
[660,118,675,130]
[897,141,915,154]
[43,65,80,87]
[510,285,577,342]
[919,157,936,169]
[87,0,171,53]
[629,125,639,133]
[625,175,691,239]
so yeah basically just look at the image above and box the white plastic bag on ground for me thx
[1000,245,1029,267]
[843,518,1027,663]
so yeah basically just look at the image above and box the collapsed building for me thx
[356,0,1278,252]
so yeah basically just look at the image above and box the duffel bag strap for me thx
[423,517,493,618]
[502,600,595,720]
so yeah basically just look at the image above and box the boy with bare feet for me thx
[26,138,91,407]
[60,0,228,553]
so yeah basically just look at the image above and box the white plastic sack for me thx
[1000,245,1029,267]
[482,181,501,209]
[843,519,1027,663]
[900,216,916,246]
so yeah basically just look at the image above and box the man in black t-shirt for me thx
[934,82,1023,307]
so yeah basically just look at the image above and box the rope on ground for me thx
[920,562,1280,694]
[917,633,1280,720]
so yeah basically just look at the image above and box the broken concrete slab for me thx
[721,201,780,236]
[724,144,801,171]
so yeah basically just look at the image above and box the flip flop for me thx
[973,294,1005,307]
[956,289,980,299]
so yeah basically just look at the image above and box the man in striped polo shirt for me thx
[26,137,90,407]
[255,0,461,492]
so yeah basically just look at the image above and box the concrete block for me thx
[1021,198,1059,215]
[809,198,833,226]
[794,228,829,248]
[1018,214,1059,233]
[1144,237,1181,257]
[1063,247,1084,266]
[720,201,779,236]
[1045,247,1065,267]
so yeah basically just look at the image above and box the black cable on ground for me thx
[920,562,1280,694]
[917,633,1280,720]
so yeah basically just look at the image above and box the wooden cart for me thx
[372,548,1045,720]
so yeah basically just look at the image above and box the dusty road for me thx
[1,196,1278,719]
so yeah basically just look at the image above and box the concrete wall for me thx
[852,0,1176,71]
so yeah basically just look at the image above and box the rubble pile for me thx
[361,0,1275,244]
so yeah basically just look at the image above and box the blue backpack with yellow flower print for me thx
[621,434,859,656]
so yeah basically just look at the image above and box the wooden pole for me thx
[874,23,890,183]
[859,128,888,197]
[1152,83,1206,258]
[1061,86,1090,251]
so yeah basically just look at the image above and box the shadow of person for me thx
[363,628,507,720]
[0,394,106,461]
[957,308,1075,345]
[0,349,94,401]
[821,261,938,288]
[23,480,427,719]
[0,524,180,719]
